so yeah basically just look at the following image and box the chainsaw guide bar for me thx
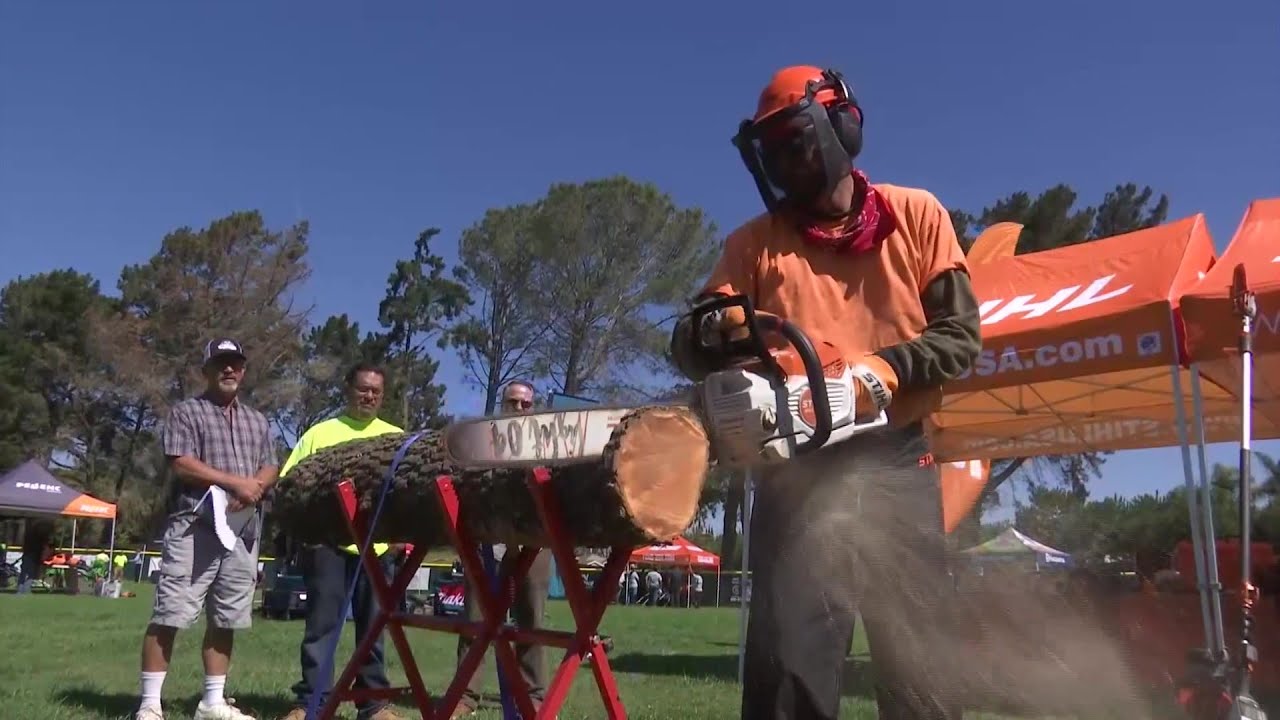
[442,405,685,470]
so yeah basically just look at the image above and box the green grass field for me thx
[0,583,1122,719]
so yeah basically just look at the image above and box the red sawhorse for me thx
[317,467,634,720]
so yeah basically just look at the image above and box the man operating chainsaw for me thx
[670,65,981,720]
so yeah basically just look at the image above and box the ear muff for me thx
[828,102,863,159]
[818,68,864,159]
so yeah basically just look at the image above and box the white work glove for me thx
[850,355,898,421]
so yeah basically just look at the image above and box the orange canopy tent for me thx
[1172,199,1280,661]
[934,223,1019,533]
[1180,197,1280,431]
[928,213,1280,462]
[940,459,990,533]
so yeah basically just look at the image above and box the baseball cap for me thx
[203,337,246,364]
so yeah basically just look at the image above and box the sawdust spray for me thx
[743,432,1160,719]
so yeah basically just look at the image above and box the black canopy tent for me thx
[0,459,118,559]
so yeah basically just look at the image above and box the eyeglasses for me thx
[503,399,533,410]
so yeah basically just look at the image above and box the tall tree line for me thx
[0,177,720,546]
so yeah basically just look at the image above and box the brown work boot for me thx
[276,709,306,720]
[365,708,408,720]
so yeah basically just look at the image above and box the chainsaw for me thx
[443,294,889,471]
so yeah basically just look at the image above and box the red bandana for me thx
[798,170,897,254]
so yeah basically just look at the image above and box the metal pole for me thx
[1232,266,1259,706]
[1171,364,1216,651]
[737,469,753,685]
[1190,365,1227,658]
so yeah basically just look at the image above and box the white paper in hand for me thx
[201,486,256,551]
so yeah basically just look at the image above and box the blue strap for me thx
[481,543,519,720]
[305,432,423,720]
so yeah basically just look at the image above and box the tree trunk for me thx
[113,403,147,498]
[484,356,501,416]
[273,405,712,548]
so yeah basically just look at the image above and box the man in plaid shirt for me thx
[135,338,279,720]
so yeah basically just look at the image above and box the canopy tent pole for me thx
[70,519,77,555]
[1171,364,1216,653]
[1190,364,1227,658]
[107,518,116,568]
[738,469,753,685]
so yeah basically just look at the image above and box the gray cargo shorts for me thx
[150,512,259,630]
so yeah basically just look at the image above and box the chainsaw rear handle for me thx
[688,294,832,453]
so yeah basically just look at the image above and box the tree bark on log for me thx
[272,405,711,548]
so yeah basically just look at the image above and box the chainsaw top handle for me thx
[688,294,832,454]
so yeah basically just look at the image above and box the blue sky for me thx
[2,0,1278,517]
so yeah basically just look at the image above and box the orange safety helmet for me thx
[753,65,859,123]
[732,66,865,212]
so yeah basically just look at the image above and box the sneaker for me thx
[365,708,408,720]
[135,706,165,720]
[193,700,255,719]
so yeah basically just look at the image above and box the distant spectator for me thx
[626,565,639,604]
[17,519,53,594]
[450,380,552,719]
[644,567,663,606]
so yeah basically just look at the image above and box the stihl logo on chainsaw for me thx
[797,389,817,427]
[978,274,1132,326]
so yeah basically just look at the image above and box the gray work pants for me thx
[456,547,553,711]
[741,422,962,720]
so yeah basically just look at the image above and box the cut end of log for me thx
[611,405,710,541]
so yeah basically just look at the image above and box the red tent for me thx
[630,536,720,568]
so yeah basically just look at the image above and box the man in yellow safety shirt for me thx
[278,363,407,720]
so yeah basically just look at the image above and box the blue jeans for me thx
[291,546,394,719]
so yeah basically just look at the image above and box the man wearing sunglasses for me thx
[671,65,981,719]
[450,380,554,718]
[500,381,535,413]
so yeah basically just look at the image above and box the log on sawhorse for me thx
[315,467,633,719]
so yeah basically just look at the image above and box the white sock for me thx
[139,671,166,709]
[202,674,227,707]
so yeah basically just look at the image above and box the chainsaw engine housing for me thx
[699,362,865,467]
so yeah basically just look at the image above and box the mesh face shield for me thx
[732,85,853,213]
